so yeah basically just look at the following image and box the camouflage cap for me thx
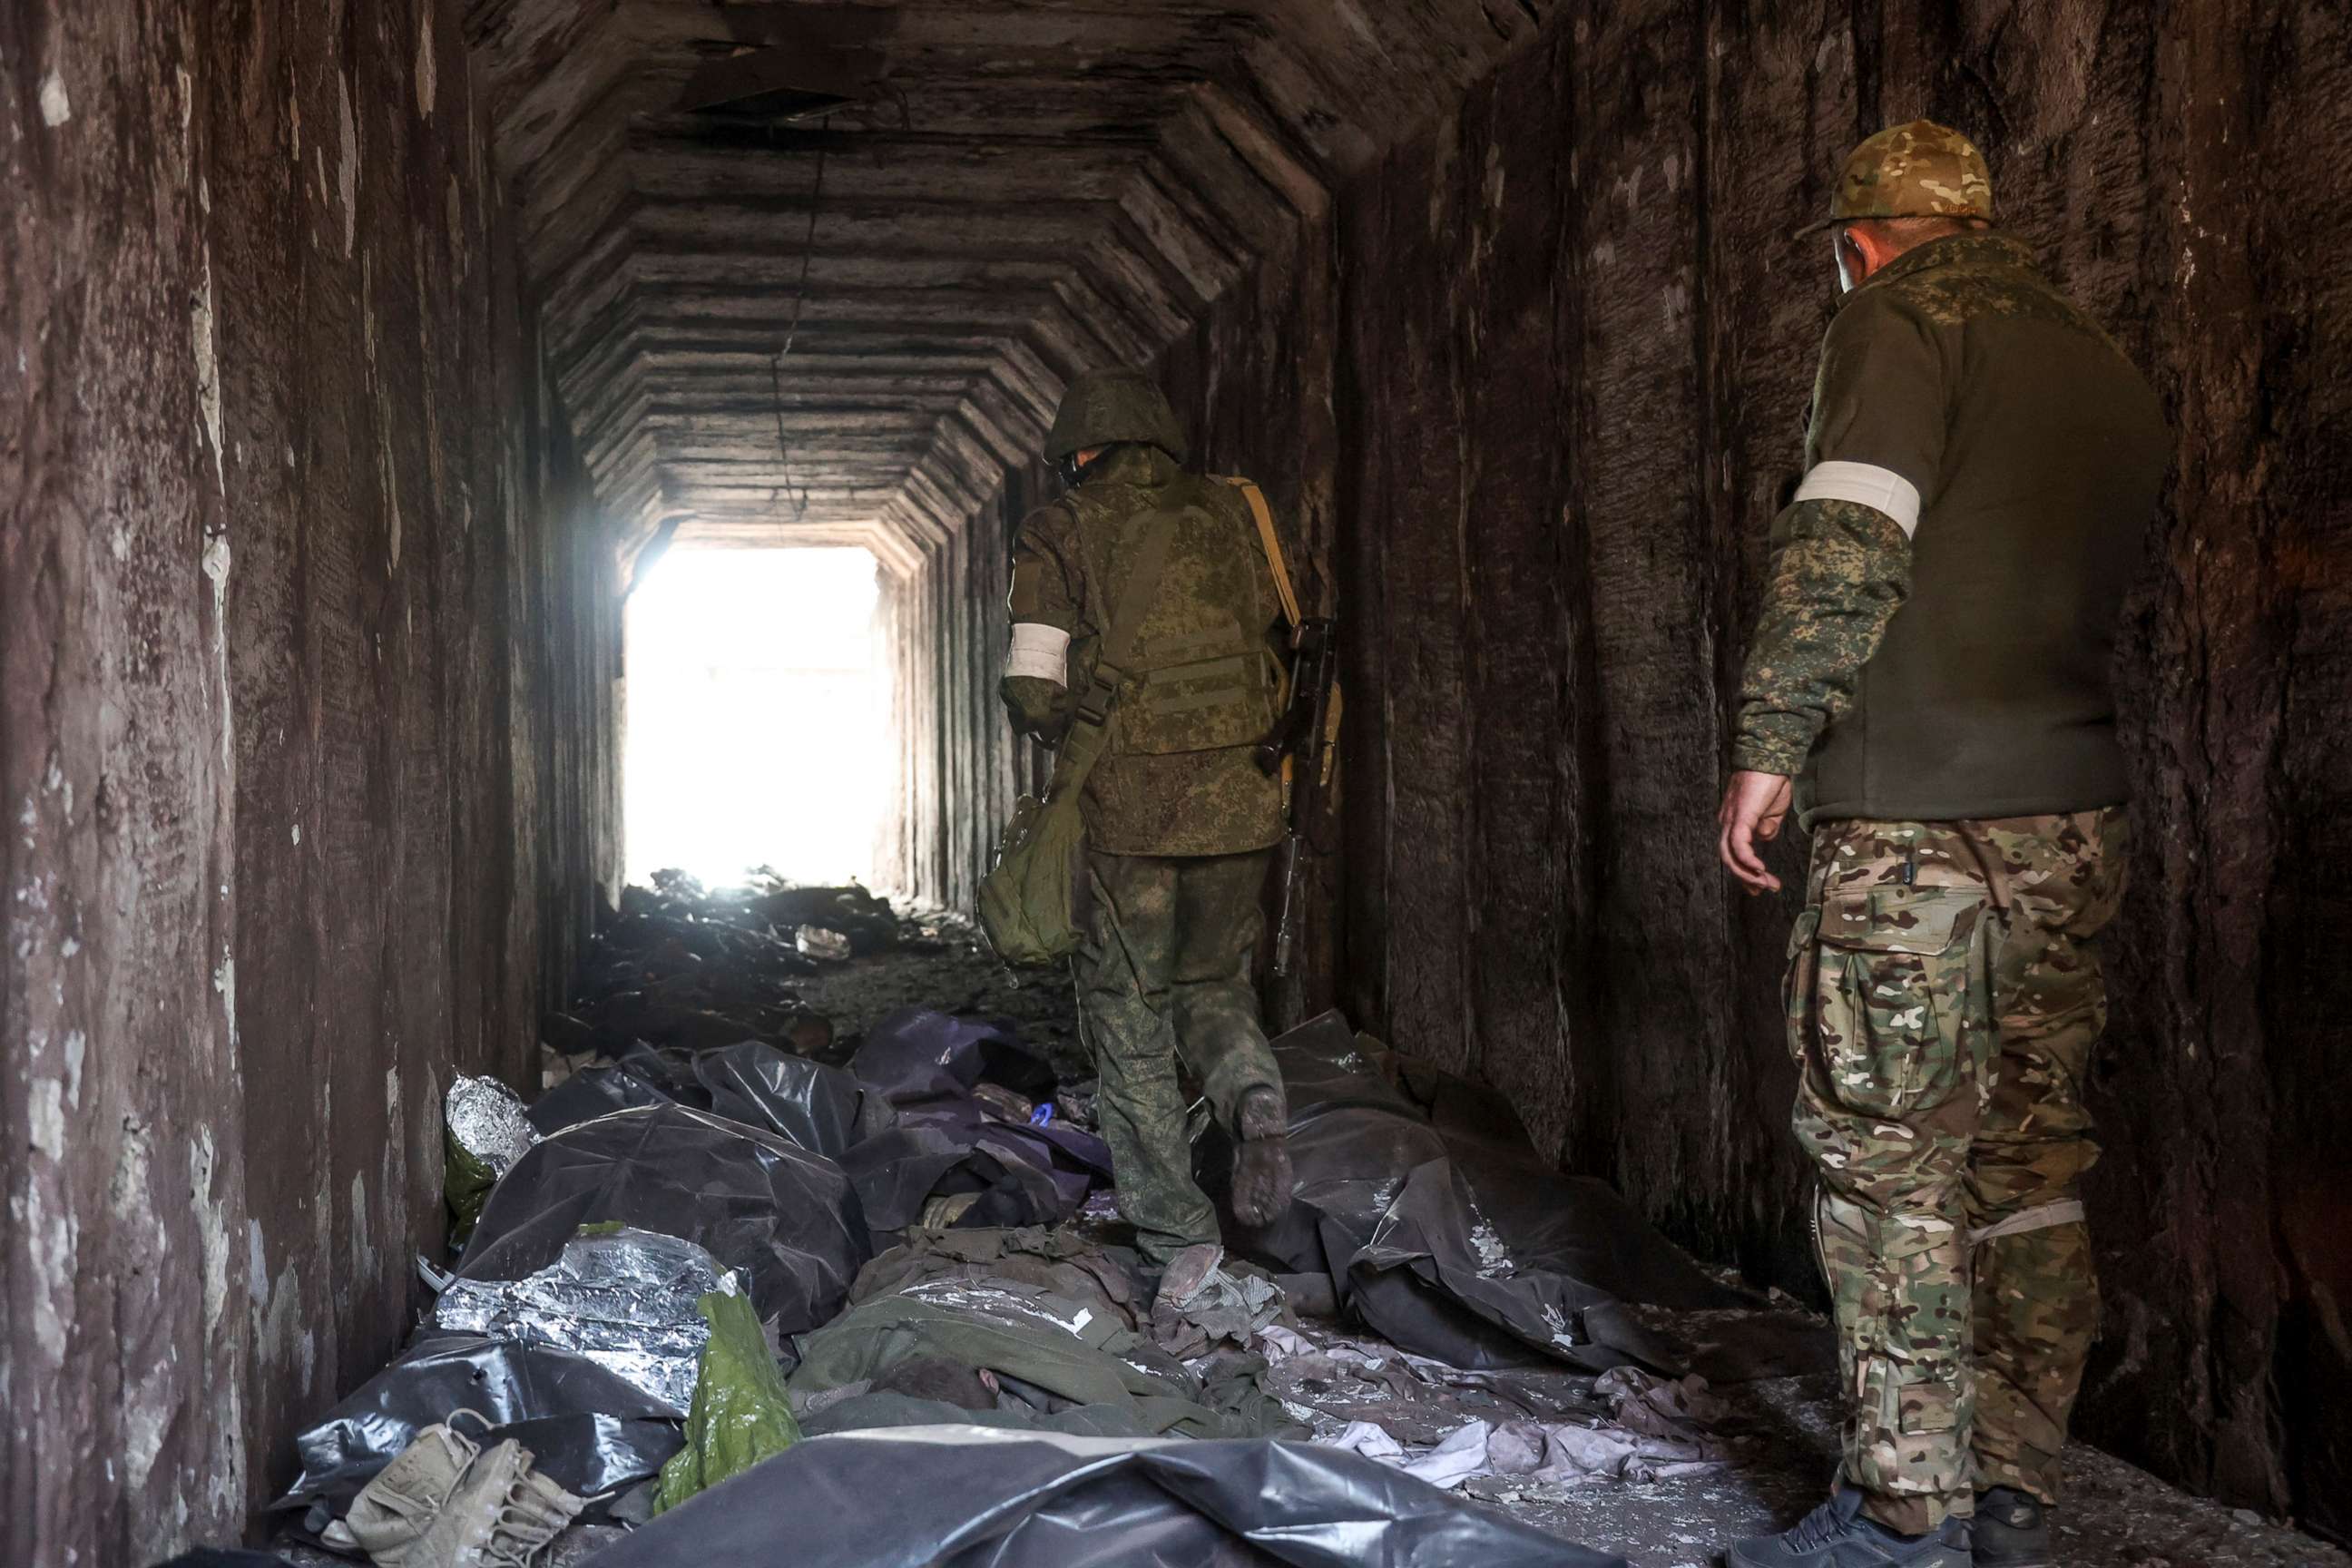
[1044,368,1189,463]
[1799,119,1994,236]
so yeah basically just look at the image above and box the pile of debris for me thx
[541,869,908,1064]
[189,872,1837,1568]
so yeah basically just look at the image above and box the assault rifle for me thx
[1257,616,1338,977]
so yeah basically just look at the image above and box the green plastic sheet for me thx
[652,1289,800,1514]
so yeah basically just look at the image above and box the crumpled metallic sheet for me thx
[446,1074,537,1176]
[433,1227,738,1409]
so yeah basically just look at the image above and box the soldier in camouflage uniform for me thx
[1717,123,2169,1568]
[999,368,1296,1307]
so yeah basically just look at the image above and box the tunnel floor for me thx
[268,901,2347,1568]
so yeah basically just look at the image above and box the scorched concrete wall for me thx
[1,1,619,1559]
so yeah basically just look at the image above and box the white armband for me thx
[1794,460,1923,538]
[1004,622,1072,686]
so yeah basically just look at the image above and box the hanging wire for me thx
[769,115,831,522]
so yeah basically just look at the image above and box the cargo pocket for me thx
[1848,1353,1968,1493]
[1896,1376,1961,1436]
[1811,886,1989,1119]
[1782,907,1823,1070]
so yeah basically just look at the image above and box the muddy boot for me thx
[1972,1487,2051,1568]
[1153,1242,1225,1313]
[1727,1487,1971,1568]
[1230,1085,1292,1227]
[323,1419,482,1557]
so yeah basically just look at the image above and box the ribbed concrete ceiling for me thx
[465,0,1557,572]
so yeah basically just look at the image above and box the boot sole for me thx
[1230,1137,1292,1227]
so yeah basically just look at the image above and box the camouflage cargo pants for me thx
[1787,809,2128,1534]
[1073,848,1283,1267]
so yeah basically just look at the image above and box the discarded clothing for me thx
[1260,1320,1730,1494]
[324,1416,583,1567]
[1483,1415,1723,1487]
[1328,1417,1494,1491]
[460,1102,869,1344]
[575,1427,1630,1568]
[431,1227,736,1410]
[850,1227,1147,1334]
[272,1336,681,1517]
[652,1289,801,1514]
[788,1280,1289,1443]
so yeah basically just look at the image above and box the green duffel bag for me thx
[978,506,1178,966]
[975,730,1102,966]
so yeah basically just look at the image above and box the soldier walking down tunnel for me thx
[996,369,1305,1306]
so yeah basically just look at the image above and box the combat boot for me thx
[1230,1085,1291,1227]
[1727,1486,1970,1568]
[406,1437,583,1567]
[1971,1487,2051,1568]
[322,1419,481,1557]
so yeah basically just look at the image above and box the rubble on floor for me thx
[217,878,2349,1568]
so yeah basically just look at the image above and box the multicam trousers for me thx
[1073,848,1284,1267]
[1786,809,2128,1534]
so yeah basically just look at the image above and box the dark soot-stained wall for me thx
[914,0,2352,1539]
[2,2,617,1560]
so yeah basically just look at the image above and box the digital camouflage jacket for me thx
[1000,445,1289,857]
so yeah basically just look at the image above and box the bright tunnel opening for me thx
[623,545,885,888]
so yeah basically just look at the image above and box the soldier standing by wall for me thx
[998,369,1298,1309]
[1716,123,2169,1568]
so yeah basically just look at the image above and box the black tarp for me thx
[841,1009,1110,1231]
[578,1427,1629,1568]
[270,1334,683,1514]
[851,1008,1057,1107]
[522,1027,1106,1238]
[1209,1013,1826,1378]
[694,1038,898,1158]
[460,1102,870,1341]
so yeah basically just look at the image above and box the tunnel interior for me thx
[4,0,2348,1562]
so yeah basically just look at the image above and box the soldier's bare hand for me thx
[1718,770,1794,894]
